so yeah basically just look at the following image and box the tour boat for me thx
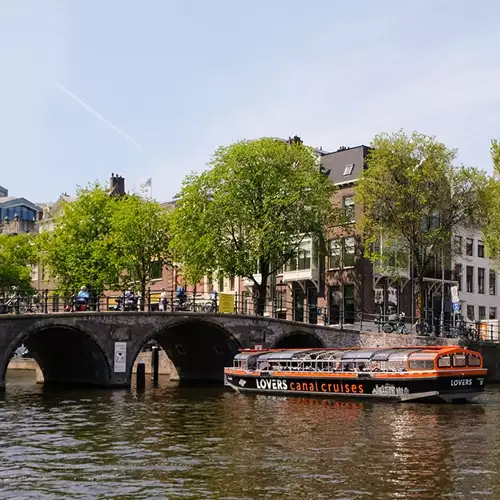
[224,346,487,403]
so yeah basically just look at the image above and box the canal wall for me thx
[7,350,180,382]
[131,350,179,380]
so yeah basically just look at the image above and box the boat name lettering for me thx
[256,378,288,391]
[372,384,409,397]
[255,378,364,394]
[450,379,473,387]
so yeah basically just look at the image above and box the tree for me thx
[482,140,500,260]
[0,233,38,289]
[111,194,171,310]
[169,137,338,315]
[39,183,120,295]
[356,130,487,319]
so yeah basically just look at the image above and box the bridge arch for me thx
[131,318,242,382]
[272,331,325,349]
[3,323,112,388]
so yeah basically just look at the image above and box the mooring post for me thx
[136,361,146,390]
[151,346,159,385]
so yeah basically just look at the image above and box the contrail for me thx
[53,80,146,152]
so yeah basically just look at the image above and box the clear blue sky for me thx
[1,0,499,203]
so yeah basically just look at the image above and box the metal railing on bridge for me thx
[0,287,497,342]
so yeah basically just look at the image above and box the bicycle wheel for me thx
[382,323,393,333]
[203,302,215,313]
[18,301,29,314]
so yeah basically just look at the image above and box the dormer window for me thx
[343,164,354,176]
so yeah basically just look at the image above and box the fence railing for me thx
[0,288,497,342]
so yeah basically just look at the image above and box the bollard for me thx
[151,346,159,385]
[136,361,146,390]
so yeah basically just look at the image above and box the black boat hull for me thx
[224,372,486,403]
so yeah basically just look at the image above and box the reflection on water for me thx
[1,371,499,499]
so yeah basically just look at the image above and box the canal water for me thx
[1,371,500,500]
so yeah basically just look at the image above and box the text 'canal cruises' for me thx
[224,346,487,403]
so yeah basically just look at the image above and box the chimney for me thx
[109,174,125,197]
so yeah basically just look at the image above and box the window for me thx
[409,359,434,370]
[453,236,462,255]
[343,164,354,176]
[479,306,486,320]
[468,354,481,367]
[437,356,451,368]
[229,276,235,291]
[478,241,485,258]
[466,266,474,293]
[467,305,475,321]
[328,237,356,269]
[343,237,356,267]
[150,261,162,280]
[342,196,355,223]
[287,240,314,272]
[490,271,496,295]
[297,247,311,270]
[453,354,467,367]
[218,276,224,292]
[490,307,497,320]
[454,264,462,292]
[478,268,485,294]
[328,239,342,269]
[466,238,473,256]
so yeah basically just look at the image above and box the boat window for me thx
[409,359,435,370]
[468,354,481,367]
[453,354,467,367]
[437,355,451,368]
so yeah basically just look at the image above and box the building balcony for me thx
[282,266,320,283]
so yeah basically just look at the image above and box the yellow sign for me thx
[218,293,235,313]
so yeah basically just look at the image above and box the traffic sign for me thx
[451,285,460,304]
[453,302,461,312]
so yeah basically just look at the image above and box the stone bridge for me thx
[0,311,455,390]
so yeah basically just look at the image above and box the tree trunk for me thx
[416,274,425,322]
[255,260,270,316]
[140,280,146,311]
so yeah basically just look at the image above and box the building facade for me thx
[0,185,41,235]
[453,229,498,322]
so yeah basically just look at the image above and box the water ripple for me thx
[1,372,500,499]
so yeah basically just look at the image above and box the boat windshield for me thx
[231,347,482,373]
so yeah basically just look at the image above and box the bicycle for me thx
[0,288,30,314]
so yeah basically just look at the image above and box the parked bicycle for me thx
[382,312,408,334]
[447,321,477,341]
[0,287,31,314]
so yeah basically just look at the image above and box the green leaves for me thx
[0,233,37,289]
[169,137,338,287]
[482,140,500,262]
[39,185,171,298]
[110,194,171,304]
[39,184,119,295]
[357,130,487,314]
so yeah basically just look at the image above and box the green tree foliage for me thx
[111,194,171,309]
[39,183,119,295]
[169,137,338,315]
[356,130,487,318]
[483,140,500,261]
[0,233,38,289]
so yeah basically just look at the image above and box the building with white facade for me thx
[453,228,500,322]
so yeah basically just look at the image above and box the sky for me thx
[1,0,499,204]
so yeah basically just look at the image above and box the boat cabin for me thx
[232,347,483,373]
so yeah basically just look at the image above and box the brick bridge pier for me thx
[0,312,458,390]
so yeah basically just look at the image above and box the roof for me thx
[320,145,370,186]
[0,196,40,211]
